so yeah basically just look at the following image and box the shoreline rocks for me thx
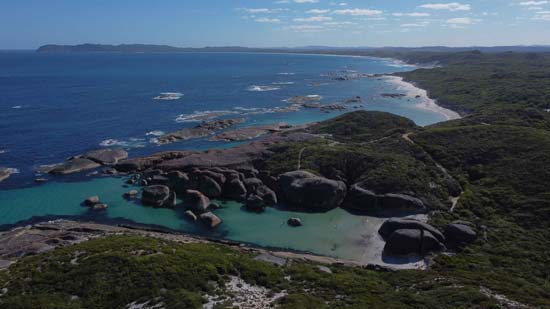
[0,168,11,183]
[157,118,246,145]
[142,185,176,208]
[209,123,289,142]
[346,183,426,213]
[278,170,347,211]
[384,228,445,256]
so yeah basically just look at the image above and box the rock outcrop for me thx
[84,148,128,165]
[287,218,303,227]
[184,190,210,214]
[49,158,101,175]
[346,183,426,212]
[278,170,346,211]
[379,218,445,243]
[444,221,477,246]
[209,123,289,142]
[157,118,246,145]
[84,196,100,206]
[384,229,445,256]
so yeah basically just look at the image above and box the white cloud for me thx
[519,1,549,5]
[294,16,333,22]
[306,9,331,14]
[393,12,431,17]
[333,8,383,16]
[255,17,282,23]
[419,3,471,11]
[447,17,480,24]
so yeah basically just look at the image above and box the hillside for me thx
[2,51,550,308]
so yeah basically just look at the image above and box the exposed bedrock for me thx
[277,170,347,211]
[157,118,246,145]
[44,148,129,175]
[346,183,427,212]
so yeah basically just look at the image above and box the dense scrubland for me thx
[2,51,550,308]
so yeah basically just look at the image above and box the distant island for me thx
[36,43,550,54]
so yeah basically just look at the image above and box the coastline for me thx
[382,75,462,121]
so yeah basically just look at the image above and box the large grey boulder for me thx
[184,190,210,214]
[84,148,128,165]
[224,178,247,201]
[445,221,477,245]
[198,176,222,198]
[200,212,222,228]
[245,194,266,212]
[379,218,445,243]
[256,185,278,206]
[142,185,175,208]
[384,229,445,256]
[278,170,346,211]
[84,196,100,206]
[49,158,101,175]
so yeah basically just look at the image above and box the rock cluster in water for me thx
[0,168,11,183]
[157,118,246,145]
[40,148,128,175]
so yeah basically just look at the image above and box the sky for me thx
[1,0,550,49]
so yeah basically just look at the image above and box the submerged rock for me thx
[92,204,108,211]
[84,196,100,206]
[200,212,222,228]
[123,190,139,198]
[278,170,346,211]
[141,185,175,208]
[287,218,303,227]
[84,148,128,165]
[384,229,445,256]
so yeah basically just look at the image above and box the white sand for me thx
[383,75,462,121]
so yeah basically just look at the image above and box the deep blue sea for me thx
[0,52,452,263]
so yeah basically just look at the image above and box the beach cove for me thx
[0,52,459,267]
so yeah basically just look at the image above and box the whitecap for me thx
[100,139,119,147]
[146,130,165,137]
[0,149,6,154]
[154,92,184,100]
[11,105,22,109]
[247,85,281,92]
[175,110,238,122]
[277,72,295,76]
[5,168,20,174]
[272,82,295,85]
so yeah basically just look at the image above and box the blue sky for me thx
[1,0,549,49]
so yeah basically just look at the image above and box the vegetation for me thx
[2,51,550,308]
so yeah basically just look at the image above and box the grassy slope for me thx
[2,51,550,308]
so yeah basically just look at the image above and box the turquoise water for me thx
[0,52,452,261]
[0,176,371,260]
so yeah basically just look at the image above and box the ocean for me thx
[0,52,456,264]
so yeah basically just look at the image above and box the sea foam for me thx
[247,85,281,92]
[154,92,184,100]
